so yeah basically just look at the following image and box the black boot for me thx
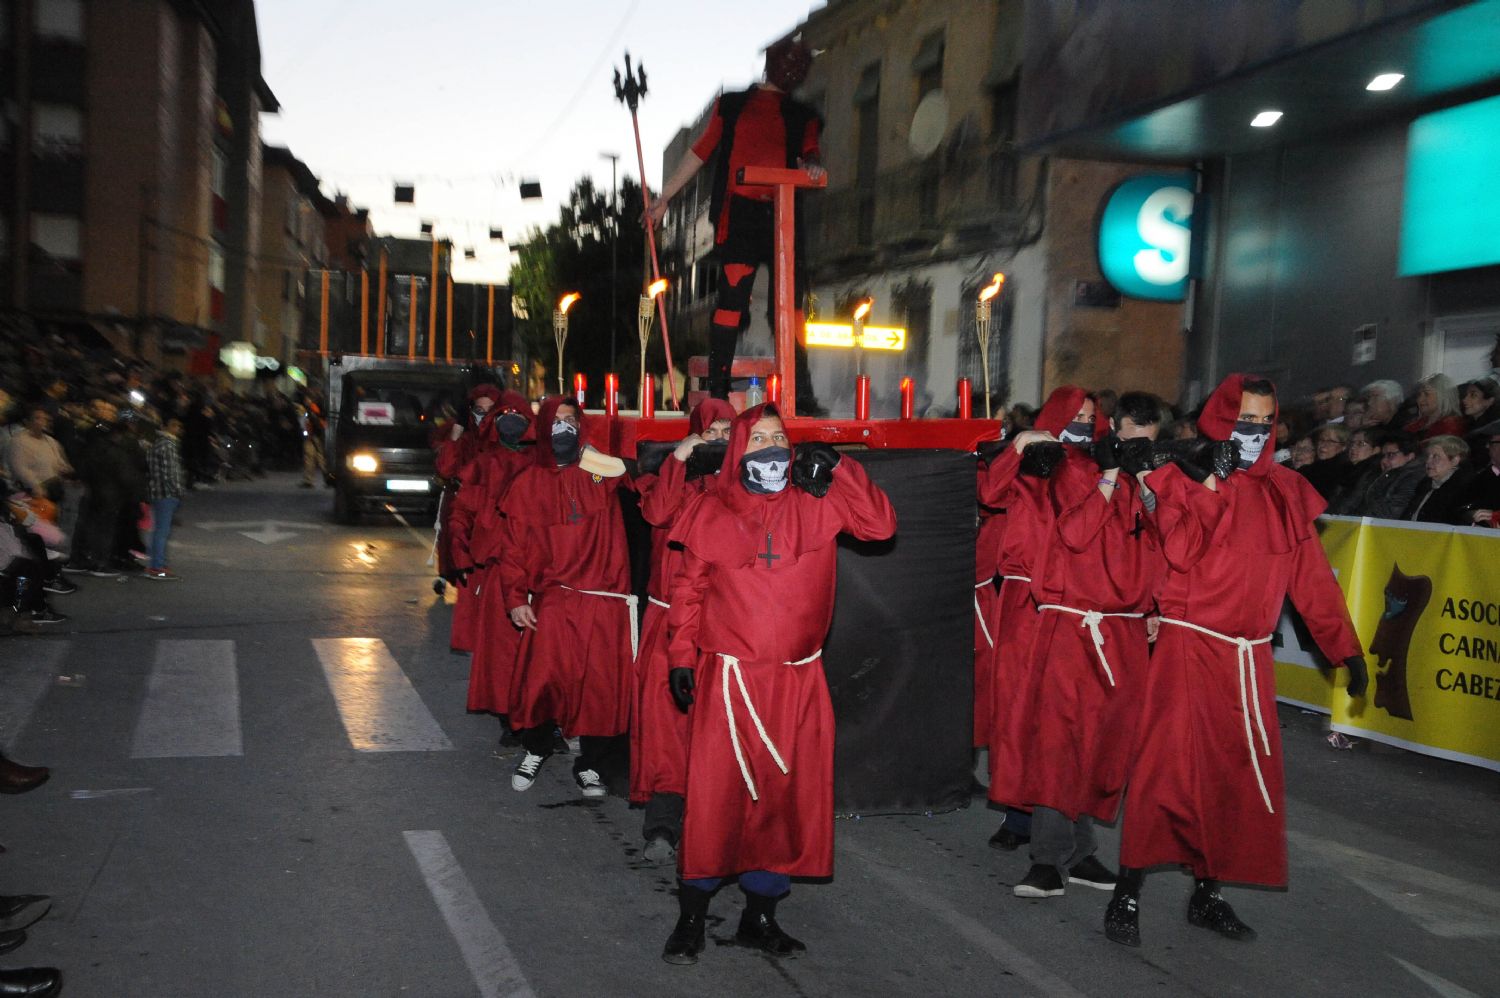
[662,885,712,966]
[1104,866,1143,947]
[1187,879,1256,941]
[0,966,62,996]
[735,891,806,958]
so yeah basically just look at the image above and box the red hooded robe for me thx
[498,396,635,737]
[1119,374,1362,886]
[452,390,533,713]
[437,383,503,646]
[983,386,1100,798]
[628,398,737,804]
[667,403,897,879]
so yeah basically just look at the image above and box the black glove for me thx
[1343,656,1369,698]
[792,442,841,498]
[1119,437,1154,476]
[1019,441,1064,478]
[668,667,696,711]
[1093,434,1122,472]
[684,440,728,480]
[1204,439,1241,480]
[453,568,471,588]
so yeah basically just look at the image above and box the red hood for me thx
[689,398,737,436]
[495,390,534,444]
[469,384,503,405]
[532,395,586,466]
[716,402,792,514]
[1197,373,1278,476]
[1035,385,1105,440]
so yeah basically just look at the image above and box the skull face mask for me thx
[741,446,792,494]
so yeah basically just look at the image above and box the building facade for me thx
[0,0,276,363]
[256,144,329,366]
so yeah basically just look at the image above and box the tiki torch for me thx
[639,278,667,415]
[976,274,1005,419]
[852,297,873,378]
[554,292,580,396]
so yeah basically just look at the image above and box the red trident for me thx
[614,52,681,411]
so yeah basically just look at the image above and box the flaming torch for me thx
[852,297,873,377]
[554,292,580,396]
[976,274,1005,418]
[638,278,668,414]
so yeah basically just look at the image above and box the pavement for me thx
[2,472,1498,997]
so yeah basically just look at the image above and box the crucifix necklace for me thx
[567,497,582,524]
[756,530,780,568]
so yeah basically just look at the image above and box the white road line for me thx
[404,830,535,998]
[131,640,243,758]
[840,838,1087,998]
[0,641,69,750]
[1288,830,1500,938]
[312,638,452,752]
[1391,956,1484,998]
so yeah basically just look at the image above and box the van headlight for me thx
[349,452,379,474]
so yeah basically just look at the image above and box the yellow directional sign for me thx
[804,322,907,351]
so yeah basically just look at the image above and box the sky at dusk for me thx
[257,0,825,284]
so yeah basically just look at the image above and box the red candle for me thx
[767,373,781,404]
[900,377,915,419]
[641,374,656,418]
[573,372,587,407]
[957,378,973,419]
[604,373,618,418]
[855,375,871,421]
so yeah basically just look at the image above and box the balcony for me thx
[803,141,1027,276]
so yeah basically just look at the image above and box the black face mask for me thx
[685,440,728,480]
[1230,420,1271,469]
[551,421,580,466]
[741,445,792,494]
[1058,420,1094,446]
[497,412,528,445]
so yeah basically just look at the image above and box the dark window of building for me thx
[282,270,293,302]
[209,242,227,322]
[31,104,82,158]
[990,78,1018,144]
[913,31,944,100]
[30,212,80,259]
[893,278,933,385]
[33,0,83,43]
[854,63,881,245]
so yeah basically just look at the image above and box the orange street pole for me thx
[359,269,369,355]
[376,249,388,357]
[427,239,439,362]
[445,275,453,363]
[485,284,495,366]
[318,270,330,356]
[407,275,417,360]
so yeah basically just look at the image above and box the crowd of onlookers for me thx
[1,319,320,634]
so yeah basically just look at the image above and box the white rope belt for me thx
[647,596,670,610]
[717,649,821,802]
[1034,604,1144,687]
[559,585,640,660]
[974,579,995,649]
[1000,575,1031,584]
[1159,618,1275,814]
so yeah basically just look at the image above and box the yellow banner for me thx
[1274,517,1500,772]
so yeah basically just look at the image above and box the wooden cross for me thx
[756,531,780,568]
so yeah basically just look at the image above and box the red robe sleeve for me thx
[1147,464,1229,573]
[497,480,543,612]
[1286,532,1364,663]
[978,446,1022,506]
[689,99,724,161]
[823,458,897,541]
[434,434,468,479]
[448,459,487,569]
[1052,457,1115,553]
[639,456,690,527]
[666,547,713,668]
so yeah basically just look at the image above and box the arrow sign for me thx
[195,520,326,545]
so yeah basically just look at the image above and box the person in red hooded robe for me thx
[657,404,896,966]
[1005,395,1164,901]
[1106,374,1368,947]
[436,384,503,651]
[499,397,634,798]
[982,386,1102,851]
[448,390,532,724]
[630,398,736,866]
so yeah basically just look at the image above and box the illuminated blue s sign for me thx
[1097,173,1196,302]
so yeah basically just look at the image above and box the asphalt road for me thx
[3,473,1498,997]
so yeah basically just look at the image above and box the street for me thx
[3,474,1498,998]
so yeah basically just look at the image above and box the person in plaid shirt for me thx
[145,417,185,579]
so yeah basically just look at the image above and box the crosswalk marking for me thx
[405,830,535,998]
[312,638,453,752]
[131,640,243,758]
[0,641,69,750]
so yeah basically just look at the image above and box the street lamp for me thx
[639,278,668,413]
[554,292,580,396]
[976,273,1005,418]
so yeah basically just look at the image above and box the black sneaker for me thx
[1067,855,1118,890]
[1013,864,1065,898]
[88,566,120,578]
[27,608,67,626]
[43,578,78,596]
[573,768,606,798]
[511,752,546,792]
[988,824,1029,851]
[61,563,90,575]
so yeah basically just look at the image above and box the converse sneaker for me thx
[43,578,78,595]
[1067,855,1118,890]
[574,768,606,798]
[1013,864,1066,898]
[511,752,546,792]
